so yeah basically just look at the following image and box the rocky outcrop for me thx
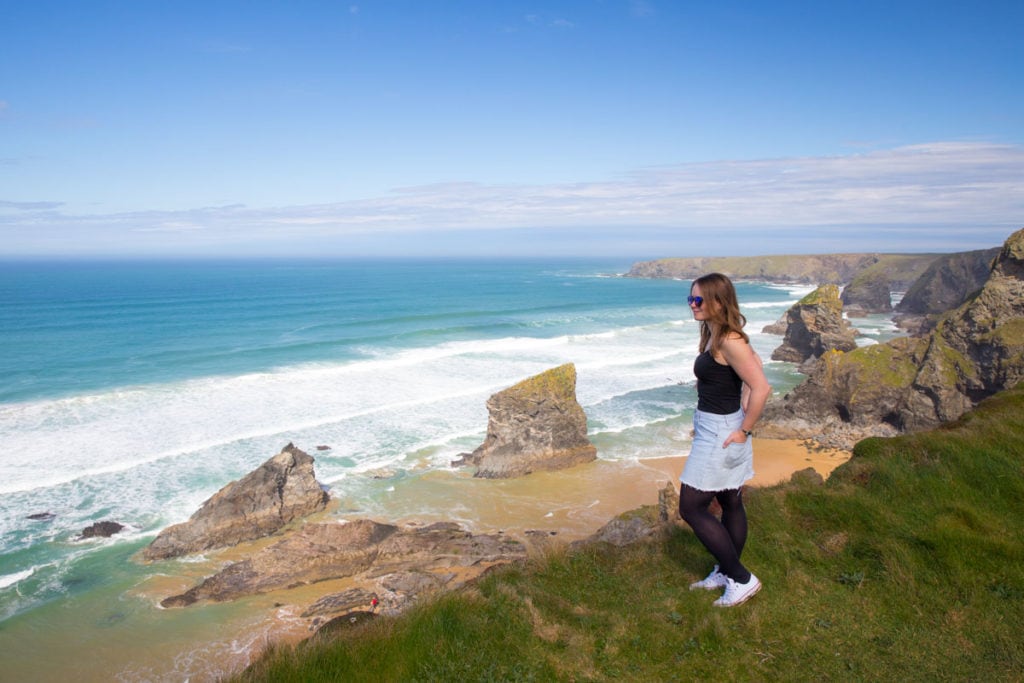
[625,253,939,286]
[770,285,858,367]
[840,255,941,315]
[841,270,893,315]
[764,228,1024,448]
[143,444,329,561]
[895,247,1000,316]
[160,519,527,608]
[81,521,124,538]
[453,363,597,478]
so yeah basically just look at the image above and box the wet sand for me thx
[361,438,851,541]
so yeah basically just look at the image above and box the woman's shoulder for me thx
[720,331,748,346]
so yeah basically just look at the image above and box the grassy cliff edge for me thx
[235,384,1024,682]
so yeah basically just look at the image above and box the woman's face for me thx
[689,283,708,321]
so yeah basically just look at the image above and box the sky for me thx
[1,0,1022,259]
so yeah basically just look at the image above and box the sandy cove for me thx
[358,437,851,541]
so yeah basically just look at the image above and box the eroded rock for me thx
[764,228,1024,447]
[143,444,329,561]
[453,363,597,478]
[160,519,526,607]
[770,284,858,367]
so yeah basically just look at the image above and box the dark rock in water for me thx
[316,445,331,451]
[27,512,56,521]
[81,521,124,538]
[452,363,597,478]
[143,443,330,561]
[770,284,858,366]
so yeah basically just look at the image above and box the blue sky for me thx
[2,0,1022,259]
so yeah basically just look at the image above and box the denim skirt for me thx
[679,408,754,492]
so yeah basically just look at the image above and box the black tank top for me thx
[694,350,742,414]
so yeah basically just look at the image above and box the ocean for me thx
[0,259,897,680]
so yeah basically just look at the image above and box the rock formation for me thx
[81,521,124,538]
[770,284,858,367]
[840,269,893,315]
[160,519,527,608]
[453,363,597,478]
[625,253,939,285]
[763,228,1024,448]
[895,247,1000,318]
[143,444,329,561]
[839,254,940,315]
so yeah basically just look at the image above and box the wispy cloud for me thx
[2,142,1021,257]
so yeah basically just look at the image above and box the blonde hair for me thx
[692,272,749,355]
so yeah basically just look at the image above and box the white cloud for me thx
[2,142,1021,257]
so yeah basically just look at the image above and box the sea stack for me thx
[143,443,329,561]
[770,284,858,367]
[454,363,597,478]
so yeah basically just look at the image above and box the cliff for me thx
[625,253,938,286]
[895,247,1000,315]
[763,228,1024,448]
[839,254,938,314]
[453,363,597,478]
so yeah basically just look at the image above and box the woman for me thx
[679,273,771,607]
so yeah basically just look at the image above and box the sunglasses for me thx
[687,295,704,307]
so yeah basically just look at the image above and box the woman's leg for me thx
[679,483,751,583]
[715,487,748,559]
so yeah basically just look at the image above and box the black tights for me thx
[679,484,751,583]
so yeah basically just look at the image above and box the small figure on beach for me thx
[679,273,771,607]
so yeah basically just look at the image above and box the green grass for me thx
[232,385,1024,682]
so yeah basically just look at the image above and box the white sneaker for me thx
[689,565,728,591]
[713,574,761,607]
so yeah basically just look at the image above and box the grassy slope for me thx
[235,385,1024,682]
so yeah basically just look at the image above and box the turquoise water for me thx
[0,259,829,677]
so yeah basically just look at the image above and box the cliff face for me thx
[839,254,940,315]
[143,444,329,561]
[626,253,938,286]
[896,247,1000,315]
[770,284,858,366]
[907,233,1024,426]
[454,363,597,478]
[764,229,1024,447]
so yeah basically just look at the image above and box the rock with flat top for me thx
[453,363,597,478]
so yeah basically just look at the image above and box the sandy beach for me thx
[358,438,851,542]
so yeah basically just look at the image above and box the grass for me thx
[232,385,1024,682]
